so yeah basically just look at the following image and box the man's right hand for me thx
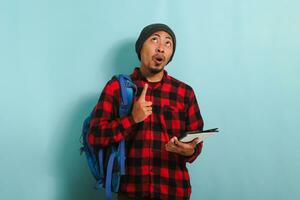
[131,83,152,123]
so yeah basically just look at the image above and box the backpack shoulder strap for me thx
[115,74,136,174]
[103,74,136,200]
[115,74,137,117]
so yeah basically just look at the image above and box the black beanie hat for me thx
[135,23,176,64]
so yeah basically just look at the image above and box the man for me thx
[88,23,204,200]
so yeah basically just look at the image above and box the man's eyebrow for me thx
[151,33,172,41]
[152,33,160,37]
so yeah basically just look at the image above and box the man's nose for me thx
[156,43,165,53]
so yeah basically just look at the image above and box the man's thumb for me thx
[192,138,200,146]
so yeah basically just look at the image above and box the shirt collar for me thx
[131,67,170,84]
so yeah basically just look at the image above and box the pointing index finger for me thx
[139,83,148,100]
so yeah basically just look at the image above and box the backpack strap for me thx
[117,74,137,117]
[95,150,104,189]
[105,149,117,200]
[103,74,136,200]
[116,74,136,175]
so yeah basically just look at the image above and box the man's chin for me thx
[149,67,164,74]
[149,64,165,74]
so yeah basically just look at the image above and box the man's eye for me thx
[152,37,158,43]
[166,41,172,47]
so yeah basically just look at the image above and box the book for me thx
[179,128,219,143]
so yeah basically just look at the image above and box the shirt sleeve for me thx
[88,78,137,147]
[184,87,204,163]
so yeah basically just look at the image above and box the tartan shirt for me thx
[88,67,204,200]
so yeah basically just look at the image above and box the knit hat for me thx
[135,23,176,64]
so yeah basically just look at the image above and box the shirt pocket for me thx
[160,105,186,138]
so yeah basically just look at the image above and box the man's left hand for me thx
[165,136,199,157]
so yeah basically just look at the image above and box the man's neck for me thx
[139,66,164,82]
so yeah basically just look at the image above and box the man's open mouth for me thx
[152,54,165,65]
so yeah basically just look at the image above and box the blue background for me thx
[1,0,299,199]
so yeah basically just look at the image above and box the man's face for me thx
[140,31,174,74]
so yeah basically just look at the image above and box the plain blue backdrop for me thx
[1,0,299,199]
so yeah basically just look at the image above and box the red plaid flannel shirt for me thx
[88,67,204,200]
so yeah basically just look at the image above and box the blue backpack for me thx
[80,74,137,200]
